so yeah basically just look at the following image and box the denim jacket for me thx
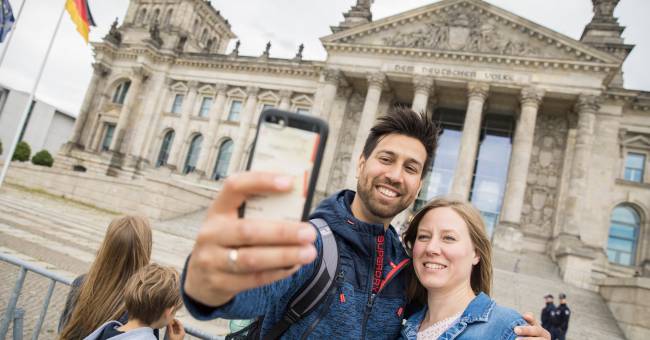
[400,292,526,340]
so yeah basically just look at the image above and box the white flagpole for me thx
[0,2,67,189]
[0,0,27,67]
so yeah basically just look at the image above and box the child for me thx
[84,264,186,340]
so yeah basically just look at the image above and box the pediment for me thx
[292,94,313,106]
[623,135,650,150]
[258,90,280,102]
[322,0,619,65]
[170,82,188,92]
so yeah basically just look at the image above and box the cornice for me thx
[322,42,619,73]
[93,43,323,79]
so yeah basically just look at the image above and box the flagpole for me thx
[0,2,67,189]
[0,0,27,67]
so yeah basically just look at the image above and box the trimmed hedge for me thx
[32,150,54,167]
[12,141,31,162]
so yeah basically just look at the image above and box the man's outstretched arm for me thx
[514,313,551,340]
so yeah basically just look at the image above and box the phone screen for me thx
[244,118,321,221]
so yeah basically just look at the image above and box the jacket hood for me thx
[310,190,406,259]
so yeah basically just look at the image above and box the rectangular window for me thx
[228,100,243,121]
[262,104,274,112]
[296,107,310,115]
[198,97,213,117]
[624,153,645,182]
[171,94,184,114]
[101,124,116,151]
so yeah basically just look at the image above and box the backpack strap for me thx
[263,218,339,340]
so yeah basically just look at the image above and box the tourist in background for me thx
[58,215,153,340]
[400,198,528,339]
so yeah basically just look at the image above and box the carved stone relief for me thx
[327,91,364,193]
[521,112,568,237]
[373,6,561,58]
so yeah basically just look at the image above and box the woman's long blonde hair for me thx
[59,216,152,339]
[402,198,493,306]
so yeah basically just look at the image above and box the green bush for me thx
[12,141,31,162]
[0,140,3,155]
[31,150,54,167]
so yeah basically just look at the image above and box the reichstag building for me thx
[58,0,649,314]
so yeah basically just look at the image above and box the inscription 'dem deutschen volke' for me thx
[384,64,531,84]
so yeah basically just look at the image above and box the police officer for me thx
[553,293,571,340]
[541,294,555,333]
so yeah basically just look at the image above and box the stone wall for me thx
[599,277,650,340]
[3,161,215,220]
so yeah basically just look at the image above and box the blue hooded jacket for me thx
[182,190,411,339]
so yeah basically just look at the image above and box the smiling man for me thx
[182,107,550,339]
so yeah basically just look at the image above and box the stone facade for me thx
[31,0,650,336]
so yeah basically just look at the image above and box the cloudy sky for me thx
[0,0,648,116]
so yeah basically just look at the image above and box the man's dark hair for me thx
[362,107,439,178]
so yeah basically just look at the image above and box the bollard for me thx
[13,308,25,340]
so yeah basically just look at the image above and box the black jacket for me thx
[541,302,555,331]
[552,303,571,333]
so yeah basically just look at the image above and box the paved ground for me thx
[0,184,227,339]
[1,183,627,339]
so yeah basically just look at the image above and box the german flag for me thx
[66,0,96,43]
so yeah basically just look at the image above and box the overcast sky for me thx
[0,0,648,116]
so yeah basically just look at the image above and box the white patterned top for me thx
[416,311,463,340]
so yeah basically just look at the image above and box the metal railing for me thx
[0,252,223,340]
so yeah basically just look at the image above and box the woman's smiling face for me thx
[412,207,479,294]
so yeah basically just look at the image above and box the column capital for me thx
[246,86,260,97]
[279,89,293,99]
[215,83,228,95]
[575,94,601,113]
[520,87,545,107]
[92,63,111,77]
[367,72,389,91]
[164,77,175,87]
[413,76,434,94]
[467,82,489,101]
[322,68,345,86]
[131,66,150,82]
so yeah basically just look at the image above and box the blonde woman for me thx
[58,216,153,340]
[400,198,530,340]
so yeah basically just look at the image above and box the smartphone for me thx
[240,109,329,221]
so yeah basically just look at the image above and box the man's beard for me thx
[356,177,412,220]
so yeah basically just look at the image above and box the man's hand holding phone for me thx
[184,171,318,307]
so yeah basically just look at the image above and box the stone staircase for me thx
[492,248,626,339]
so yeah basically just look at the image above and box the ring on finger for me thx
[227,248,239,272]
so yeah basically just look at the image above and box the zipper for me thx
[360,258,410,340]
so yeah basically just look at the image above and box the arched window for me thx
[607,205,641,266]
[200,28,208,44]
[156,130,175,167]
[164,9,173,27]
[137,8,147,25]
[183,134,203,174]
[112,81,131,104]
[212,139,233,180]
[151,8,160,25]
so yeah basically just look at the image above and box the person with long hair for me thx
[400,198,526,339]
[58,215,153,340]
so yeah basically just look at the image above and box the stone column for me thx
[411,76,434,113]
[196,83,228,175]
[450,82,489,200]
[68,63,110,149]
[278,90,293,111]
[167,81,199,170]
[345,72,387,189]
[140,77,174,163]
[562,94,600,237]
[312,69,344,120]
[492,87,545,252]
[228,86,260,175]
[109,67,148,153]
